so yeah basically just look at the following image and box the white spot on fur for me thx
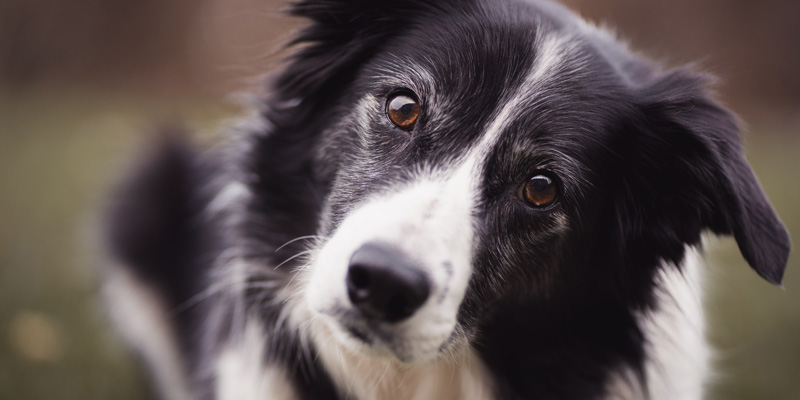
[103,266,192,400]
[216,321,298,400]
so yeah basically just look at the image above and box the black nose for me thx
[346,243,430,323]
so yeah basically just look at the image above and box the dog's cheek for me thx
[469,215,570,310]
[305,244,353,317]
[305,199,379,315]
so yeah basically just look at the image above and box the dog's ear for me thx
[104,129,206,302]
[620,68,790,285]
[277,1,443,104]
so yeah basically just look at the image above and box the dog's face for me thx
[282,0,790,364]
[304,10,593,362]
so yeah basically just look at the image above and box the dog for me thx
[101,0,791,399]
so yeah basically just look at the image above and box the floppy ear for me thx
[277,0,442,103]
[103,129,209,309]
[620,68,790,285]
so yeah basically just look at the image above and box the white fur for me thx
[355,94,380,146]
[605,247,710,399]
[215,321,299,400]
[476,32,570,153]
[642,248,710,399]
[103,266,192,400]
[313,323,494,400]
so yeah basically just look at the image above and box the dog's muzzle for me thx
[306,177,476,362]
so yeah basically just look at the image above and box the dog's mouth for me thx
[315,304,460,364]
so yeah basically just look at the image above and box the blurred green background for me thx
[0,0,798,399]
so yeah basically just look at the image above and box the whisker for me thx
[273,249,315,270]
[171,276,243,316]
[274,234,328,253]
[172,262,286,315]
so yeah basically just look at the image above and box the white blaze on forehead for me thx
[446,32,571,205]
[473,32,570,159]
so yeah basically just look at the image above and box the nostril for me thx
[346,243,430,323]
[348,265,370,289]
[346,264,371,303]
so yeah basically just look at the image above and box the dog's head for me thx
[267,0,790,364]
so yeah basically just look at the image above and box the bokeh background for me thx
[1,0,798,398]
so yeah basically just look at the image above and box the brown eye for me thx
[522,174,558,208]
[387,94,420,130]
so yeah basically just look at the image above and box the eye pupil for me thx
[531,176,551,192]
[523,174,558,207]
[387,94,420,130]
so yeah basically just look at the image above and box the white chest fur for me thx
[606,248,710,399]
[311,326,495,400]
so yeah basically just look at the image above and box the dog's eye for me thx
[522,174,558,208]
[386,94,420,130]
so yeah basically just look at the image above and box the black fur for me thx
[105,0,790,399]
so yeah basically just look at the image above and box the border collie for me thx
[102,0,791,399]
